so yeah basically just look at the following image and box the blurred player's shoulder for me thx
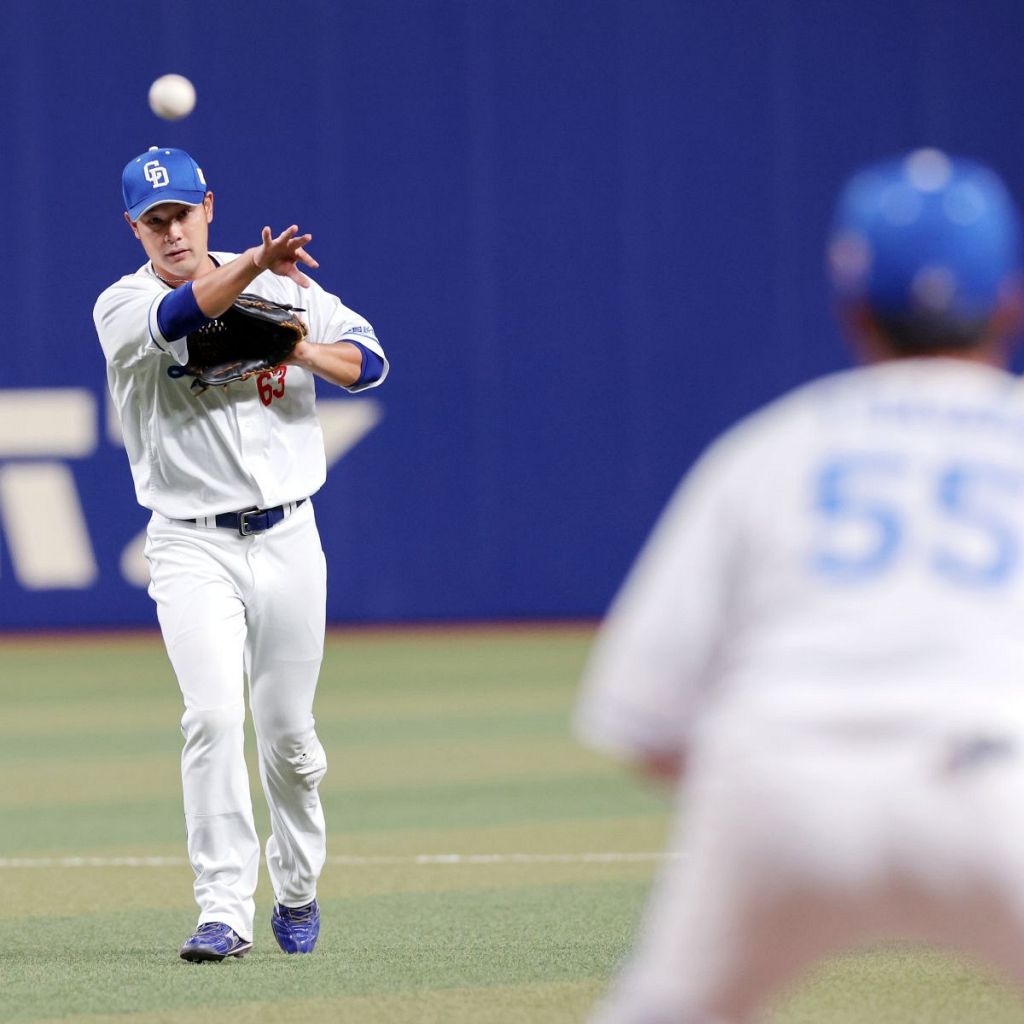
[800,358,1024,454]
[715,358,1023,447]
[685,357,1024,506]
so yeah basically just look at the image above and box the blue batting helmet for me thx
[828,149,1022,324]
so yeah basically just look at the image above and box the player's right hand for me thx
[252,225,320,288]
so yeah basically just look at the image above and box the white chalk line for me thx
[0,851,675,869]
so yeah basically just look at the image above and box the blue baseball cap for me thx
[122,146,209,220]
[828,148,1022,321]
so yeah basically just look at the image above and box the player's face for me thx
[125,194,215,282]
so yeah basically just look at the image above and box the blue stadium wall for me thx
[3,0,1024,628]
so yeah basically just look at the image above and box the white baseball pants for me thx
[590,702,1024,1024]
[145,499,328,942]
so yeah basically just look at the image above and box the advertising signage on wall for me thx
[0,387,381,626]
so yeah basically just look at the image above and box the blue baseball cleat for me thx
[271,899,320,953]
[179,922,253,963]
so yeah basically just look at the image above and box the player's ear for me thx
[994,271,1024,335]
[834,301,885,364]
[123,211,141,240]
[203,193,214,224]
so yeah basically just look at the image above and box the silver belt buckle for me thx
[237,506,262,537]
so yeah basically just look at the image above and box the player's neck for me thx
[154,253,216,288]
[859,335,1010,370]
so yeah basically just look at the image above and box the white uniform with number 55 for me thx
[576,356,1024,1023]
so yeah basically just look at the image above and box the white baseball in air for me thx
[148,74,196,121]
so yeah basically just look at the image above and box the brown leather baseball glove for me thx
[168,293,308,394]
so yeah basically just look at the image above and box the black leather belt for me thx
[185,499,306,537]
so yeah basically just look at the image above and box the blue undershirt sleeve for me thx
[156,282,212,341]
[349,341,386,387]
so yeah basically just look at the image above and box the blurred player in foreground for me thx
[575,148,1024,1023]
[94,147,388,962]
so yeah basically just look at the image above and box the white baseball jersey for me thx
[93,253,388,519]
[576,357,1024,760]
[579,356,1024,1024]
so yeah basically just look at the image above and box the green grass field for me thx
[3,626,1024,1023]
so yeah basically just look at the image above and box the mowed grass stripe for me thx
[326,817,673,859]
[7,903,1024,1024]
[0,691,570,736]
[0,627,592,678]
[0,730,619,808]
[0,882,645,1021]
[0,727,181,761]
[0,815,671,866]
[2,688,576,747]
[1,645,175,702]
[317,708,574,745]
[322,774,669,831]
[0,703,181,739]
[317,687,573,719]
[2,849,665,921]
[25,979,606,1024]
[2,774,670,856]
[774,948,1024,1024]
[0,702,577,763]
[8,879,1024,1024]
[0,755,181,809]
[1,796,187,854]
[0,812,674,922]
[327,736,617,789]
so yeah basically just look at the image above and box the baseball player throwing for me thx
[575,149,1024,1022]
[94,147,388,962]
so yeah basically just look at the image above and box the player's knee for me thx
[180,703,245,743]
[252,710,327,789]
[277,736,327,790]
